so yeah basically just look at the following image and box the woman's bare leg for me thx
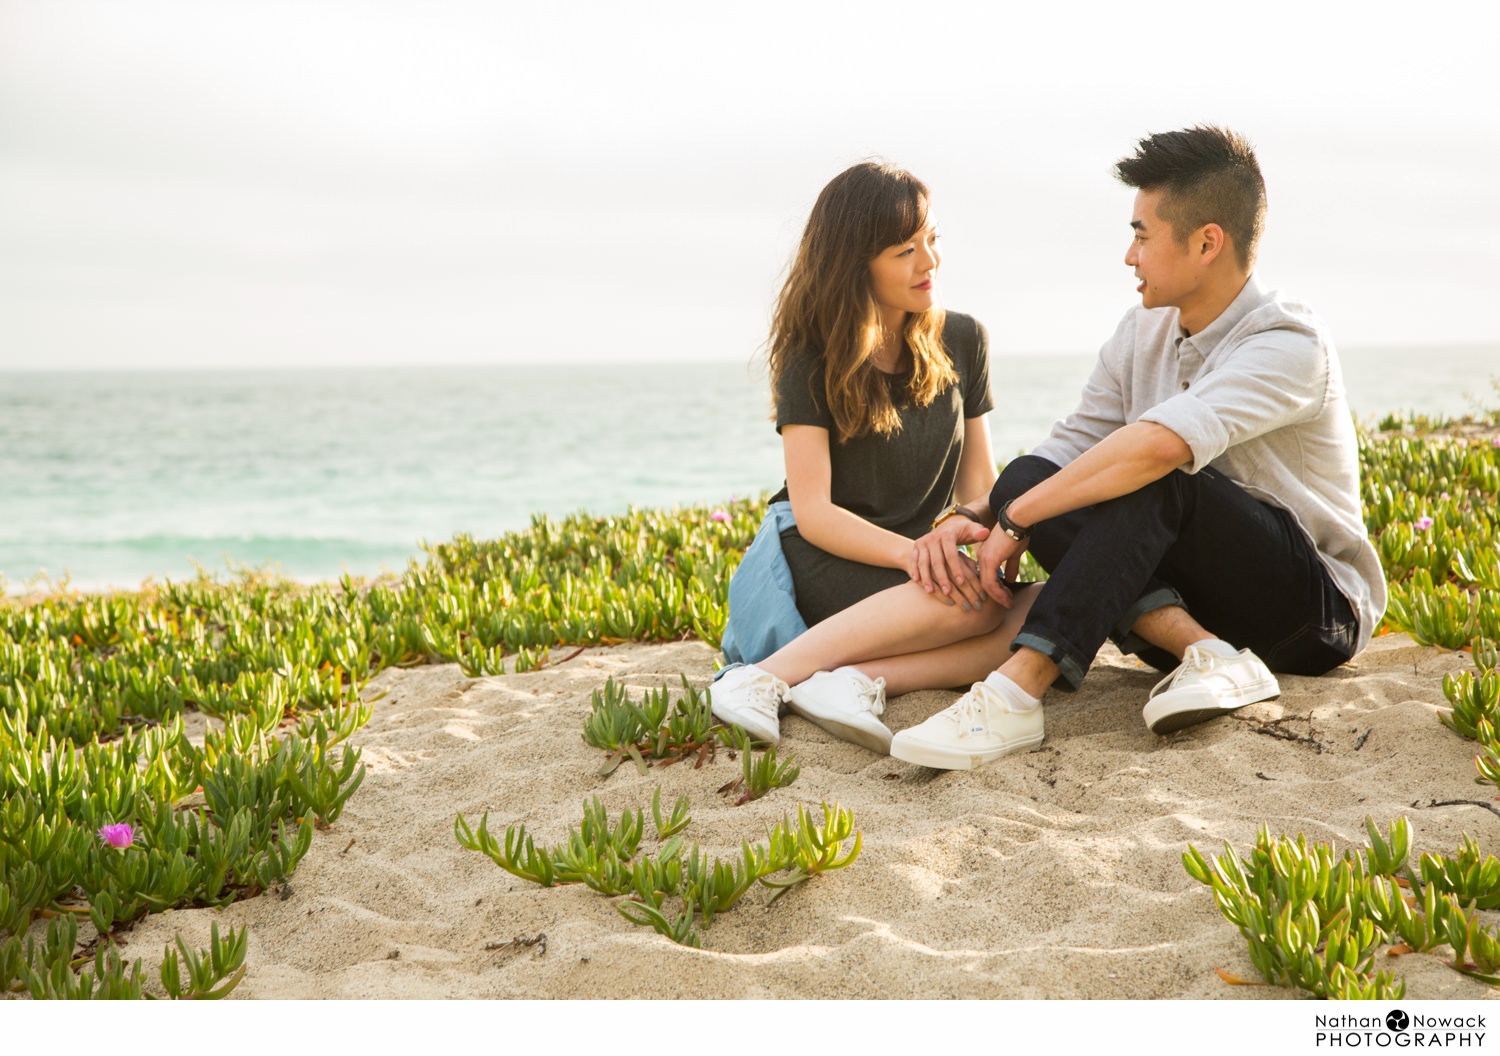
[757,581,1039,691]
[856,590,1038,695]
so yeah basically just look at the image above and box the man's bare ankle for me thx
[998,648,1057,699]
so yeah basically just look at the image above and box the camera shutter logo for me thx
[1385,1010,1410,1032]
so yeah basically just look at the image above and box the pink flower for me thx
[1493,437,1500,448]
[710,510,729,523]
[1415,516,1435,531]
[97,823,134,849]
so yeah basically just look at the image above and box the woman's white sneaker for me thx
[786,666,892,754]
[889,678,1043,770]
[1142,643,1279,735]
[709,664,789,744]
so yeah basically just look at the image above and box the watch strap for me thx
[931,504,984,531]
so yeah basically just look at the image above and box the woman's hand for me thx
[911,518,991,610]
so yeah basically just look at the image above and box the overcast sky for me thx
[2,0,1497,370]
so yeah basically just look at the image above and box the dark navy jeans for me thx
[991,456,1358,691]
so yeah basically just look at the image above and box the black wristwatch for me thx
[996,500,1032,542]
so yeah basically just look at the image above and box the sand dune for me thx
[120,634,1499,999]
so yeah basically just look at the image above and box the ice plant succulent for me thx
[457,791,862,947]
[97,823,134,849]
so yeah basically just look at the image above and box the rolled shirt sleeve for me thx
[1140,325,1330,474]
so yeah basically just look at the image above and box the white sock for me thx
[1191,638,1239,659]
[984,671,1042,712]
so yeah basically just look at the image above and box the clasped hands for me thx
[907,516,1025,611]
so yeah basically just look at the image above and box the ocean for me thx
[3,347,1496,591]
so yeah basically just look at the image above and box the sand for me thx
[117,633,1500,1000]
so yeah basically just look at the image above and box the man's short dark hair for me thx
[1115,126,1266,270]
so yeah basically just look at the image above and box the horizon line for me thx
[5,341,1500,375]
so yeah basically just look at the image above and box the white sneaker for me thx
[709,665,789,744]
[889,680,1044,770]
[1142,644,1280,735]
[786,666,892,755]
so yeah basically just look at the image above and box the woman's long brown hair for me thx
[767,161,955,444]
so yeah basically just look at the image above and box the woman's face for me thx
[868,217,940,323]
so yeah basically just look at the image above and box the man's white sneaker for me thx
[709,664,788,744]
[786,666,892,755]
[1142,644,1280,735]
[889,680,1043,770]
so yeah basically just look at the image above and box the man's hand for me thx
[910,518,990,609]
[975,526,1026,607]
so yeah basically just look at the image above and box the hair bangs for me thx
[872,172,930,256]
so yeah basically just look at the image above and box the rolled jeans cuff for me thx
[1011,630,1089,693]
[1110,586,1186,658]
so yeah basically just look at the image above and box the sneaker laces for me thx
[940,682,1006,739]
[737,676,786,721]
[1150,644,1219,698]
[852,673,886,717]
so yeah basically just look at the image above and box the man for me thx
[891,126,1385,770]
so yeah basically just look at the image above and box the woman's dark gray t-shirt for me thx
[771,312,994,541]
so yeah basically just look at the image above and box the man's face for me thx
[1124,188,1198,310]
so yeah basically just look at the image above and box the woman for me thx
[712,161,1039,755]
